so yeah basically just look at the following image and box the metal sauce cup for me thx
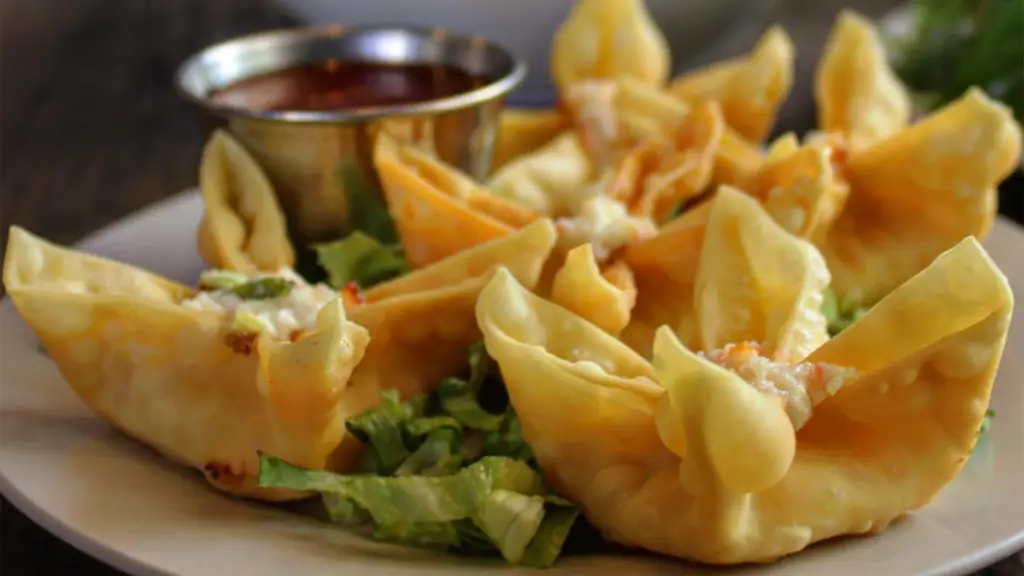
[175,25,526,248]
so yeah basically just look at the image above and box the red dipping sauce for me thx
[207,60,485,112]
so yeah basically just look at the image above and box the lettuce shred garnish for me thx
[313,231,409,290]
[198,270,295,300]
[197,269,248,291]
[230,312,269,334]
[257,342,580,568]
[981,409,994,433]
[822,287,870,336]
[340,160,400,245]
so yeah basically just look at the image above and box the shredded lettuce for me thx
[258,454,576,567]
[405,416,463,437]
[197,269,249,291]
[822,288,870,336]
[340,161,400,245]
[437,342,506,431]
[481,408,534,462]
[345,390,427,475]
[229,312,269,334]
[256,342,580,567]
[197,270,295,300]
[313,231,410,290]
[981,409,995,433]
[237,278,295,300]
[394,428,465,477]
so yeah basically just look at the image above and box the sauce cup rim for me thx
[174,23,528,125]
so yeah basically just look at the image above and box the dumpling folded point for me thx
[196,130,295,274]
[814,10,912,153]
[623,186,830,362]
[670,26,795,143]
[374,133,539,268]
[550,0,670,93]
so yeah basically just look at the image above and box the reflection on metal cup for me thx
[175,25,526,248]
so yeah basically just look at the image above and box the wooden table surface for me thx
[1,0,1022,574]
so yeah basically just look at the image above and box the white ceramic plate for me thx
[2,190,1023,576]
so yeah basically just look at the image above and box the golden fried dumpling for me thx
[331,220,557,469]
[563,77,765,190]
[478,234,1012,564]
[196,130,295,274]
[623,187,830,361]
[2,226,368,501]
[549,244,636,335]
[563,77,691,168]
[486,132,593,216]
[609,101,723,222]
[815,11,911,152]
[550,0,670,92]
[749,134,850,242]
[670,27,795,143]
[374,133,539,268]
[823,88,1022,306]
[492,108,572,171]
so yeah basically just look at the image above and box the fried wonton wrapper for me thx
[477,233,1013,564]
[815,11,911,152]
[549,244,637,335]
[486,132,594,216]
[2,226,368,501]
[330,219,557,469]
[609,101,723,221]
[748,133,850,242]
[492,109,572,172]
[823,88,1022,305]
[623,187,830,361]
[196,130,295,274]
[374,133,539,268]
[670,26,795,143]
[550,0,670,92]
[563,77,763,189]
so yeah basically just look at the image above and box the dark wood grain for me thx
[0,1,1021,575]
[1,2,294,575]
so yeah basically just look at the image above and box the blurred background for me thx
[1,0,1022,573]
[3,0,1021,260]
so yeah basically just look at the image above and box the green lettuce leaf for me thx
[257,342,583,567]
[197,269,249,291]
[981,409,995,433]
[372,521,462,549]
[405,416,463,438]
[340,161,399,244]
[822,287,871,337]
[259,454,544,524]
[472,489,546,564]
[345,390,426,474]
[521,503,581,568]
[394,428,464,477]
[438,342,505,431]
[313,231,410,290]
[197,271,295,300]
[481,408,534,462]
[322,493,370,526]
[257,453,577,567]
